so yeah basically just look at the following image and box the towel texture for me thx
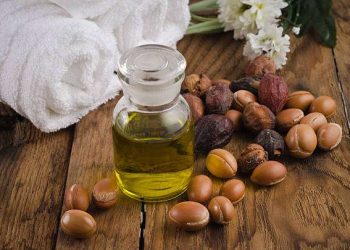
[0,0,190,132]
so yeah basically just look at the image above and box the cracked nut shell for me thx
[250,161,287,186]
[92,178,118,209]
[276,108,304,133]
[181,74,212,97]
[232,90,257,112]
[245,55,276,77]
[168,201,209,231]
[237,144,268,175]
[64,184,90,211]
[309,96,337,118]
[285,91,315,111]
[255,129,285,159]
[220,179,245,204]
[206,84,234,114]
[285,124,317,158]
[317,123,342,151]
[60,210,97,238]
[187,175,213,204]
[208,196,235,224]
[300,112,327,132]
[242,102,276,133]
[183,93,204,123]
[229,77,260,96]
[206,149,237,178]
[195,115,234,153]
[259,74,288,114]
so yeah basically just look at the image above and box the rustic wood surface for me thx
[1,1,350,249]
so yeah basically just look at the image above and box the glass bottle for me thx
[112,44,194,202]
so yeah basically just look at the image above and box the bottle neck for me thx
[128,94,180,112]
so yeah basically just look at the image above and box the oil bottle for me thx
[113,44,194,202]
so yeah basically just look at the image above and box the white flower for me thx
[292,26,300,35]
[243,25,290,69]
[217,0,288,40]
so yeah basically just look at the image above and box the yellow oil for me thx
[112,110,194,202]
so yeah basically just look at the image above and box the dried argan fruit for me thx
[195,114,234,153]
[205,85,234,115]
[245,55,276,77]
[242,102,275,134]
[183,93,204,123]
[259,74,288,114]
[255,129,285,159]
[181,74,212,97]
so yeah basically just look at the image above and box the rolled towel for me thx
[94,0,191,52]
[0,0,119,132]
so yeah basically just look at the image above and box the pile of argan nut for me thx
[60,178,117,238]
[168,55,343,231]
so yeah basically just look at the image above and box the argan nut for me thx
[208,196,235,224]
[276,108,304,133]
[64,184,90,211]
[285,91,315,111]
[183,93,204,123]
[259,74,288,114]
[237,144,268,175]
[230,77,260,96]
[317,123,342,151]
[219,179,245,204]
[243,102,276,133]
[300,112,327,132]
[60,210,97,238]
[225,110,242,131]
[92,178,117,209]
[206,84,234,114]
[285,124,317,158]
[255,129,285,159]
[250,161,287,186]
[309,96,337,118]
[181,74,212,97]
[232,90,257,112]
[187,175,213,203]
[245,55,276,77]
[206,149,237,178]
[168,201,209,231]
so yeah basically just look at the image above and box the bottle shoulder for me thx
[112,96,192,140]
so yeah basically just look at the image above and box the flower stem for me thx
[189,0,218,13]
[191,13,216,22]
[186,19,223,35]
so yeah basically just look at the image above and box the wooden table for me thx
[1,1,350,249]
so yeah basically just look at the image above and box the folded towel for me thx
[0,0,190,132]
[0,0,118,132]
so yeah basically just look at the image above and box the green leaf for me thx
[282,0,336,48]
[312,14,336,48]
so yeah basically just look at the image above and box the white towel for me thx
[0,0,190,132]
[0,0,118,132]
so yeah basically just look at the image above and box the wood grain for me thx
[0,103,43,152]
[144,33,350,249]
[0,129,73,249]
[55,98,141,250]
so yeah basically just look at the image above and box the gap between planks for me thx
[331,49,350,133]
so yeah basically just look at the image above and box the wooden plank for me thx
[332,0,350,130]
[0,129,73,249]
[144,32,350,249]
[55,98,141,250]
[0,103,43,151]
